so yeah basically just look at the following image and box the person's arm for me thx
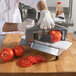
[37,0,48,11]
[2,19,35,33]
[37,0,55,29]
[2,0,54,32]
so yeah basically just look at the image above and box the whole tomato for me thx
[49,30,62,43]
[0,48,14,61]
[13,45,24,57]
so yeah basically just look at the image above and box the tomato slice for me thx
[32,56,40,63]
[17,55,47,67]
[27,56,39,64]
[22,57,33,65]
[17,59,23,66]
[18,61,32,67]
[35,55,47,62]
[17,58,33,67]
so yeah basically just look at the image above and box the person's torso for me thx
[0,0,47,23]
[0,0,22,23]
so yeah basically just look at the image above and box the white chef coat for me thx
[0,0,46,34]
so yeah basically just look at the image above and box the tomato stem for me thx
[55,31,57,33]
[4,54,7,57]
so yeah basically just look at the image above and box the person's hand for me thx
[38,10,55,30]
[18,19,35,33]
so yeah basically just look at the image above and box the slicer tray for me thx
[31,42,64,56]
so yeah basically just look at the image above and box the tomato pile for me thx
[0,45,24,62]
[17,55,47,67]
[0,45,47,68]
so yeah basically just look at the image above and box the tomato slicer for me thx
[26,24,72,60]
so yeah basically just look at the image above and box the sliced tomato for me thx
[17,59,23,66]
[21,57,33,65]
[32,56,40,63]
[17,59,22,66]
[27,56,39,64]
[17,61,32,67]
[17,55,47,67]
[35,55,47,62]
[17,58,33,67]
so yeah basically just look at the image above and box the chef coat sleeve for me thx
[19,0,46,10]
[0,20,6,33]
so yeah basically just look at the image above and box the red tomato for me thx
[17,58,33,67]
[0,48,14,61]
[49,30,62,43]
[13,45,24,56]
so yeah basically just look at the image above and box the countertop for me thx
[0,33,76,73]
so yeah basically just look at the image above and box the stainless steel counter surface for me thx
[0,35,6,46]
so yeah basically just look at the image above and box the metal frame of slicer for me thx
[19,0,73,60]
[25,0,73,60]
[26,24,68,60]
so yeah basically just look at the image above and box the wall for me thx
[72,0,76,32]
[46,0,76,33]
[66,0,76,33]
[46,0,69,7]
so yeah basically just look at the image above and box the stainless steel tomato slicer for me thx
[25,24,72,60]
